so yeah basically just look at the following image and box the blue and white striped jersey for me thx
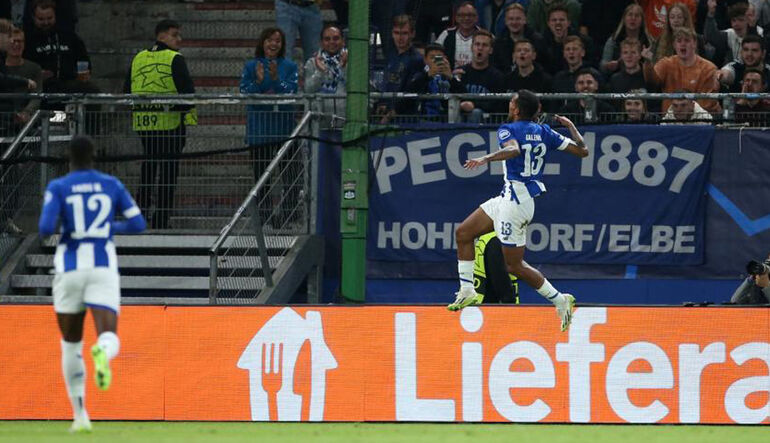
[496,121,573,202]
[39,169,146,273]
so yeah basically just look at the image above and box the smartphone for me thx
[433,55,444,63]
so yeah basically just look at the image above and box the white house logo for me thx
[238,308,337,421]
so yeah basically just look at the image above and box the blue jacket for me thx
[240,57,298,146]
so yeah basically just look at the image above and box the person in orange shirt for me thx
[639,0,697,38]
[643,26,720,112]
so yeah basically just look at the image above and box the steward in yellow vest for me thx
[474,232,519,304]
[123,19,195,230]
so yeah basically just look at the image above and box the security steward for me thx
[124,19,196,230]
[474,232,519,304]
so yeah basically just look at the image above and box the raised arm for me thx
[553,115,589,157]
[464,139,521,169]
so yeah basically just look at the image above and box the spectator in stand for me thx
[503,39,552,93]
[0,18,36,136]
[0,0,78,34]
[275,0,322,61]
[641,0,696,38]
[376,14,425,122]
[696,0,745,34]
[750,0,770,29]
[305,24,347,120]
[644,27,720,112]
[600,3,654,76]
[661,93,713,124]
[5,27,41,126]
[492,3,546,73]
[23,0,96,95]
[609,39,650,93]
[560,68,616,123]
[717,34,770,91]
[371,0,410,60]
[240,27,298,223]
[705,0,760,66]
[747,2,765,34]
[579,0,633,49]
[436,2,481,68]
[475,0,530,36]
[526,0,581,35]
[455,29,504,122]
[734,67,770,125]
[622,90,657,123]
[405,43,465,119]
[552,35,600,93]
[407,0,454,44]
[540,4,596,74]
[653,2,711,63]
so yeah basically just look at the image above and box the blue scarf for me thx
[319,50,343,93]
[424,74,450,116]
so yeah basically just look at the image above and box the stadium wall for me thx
[1,305,767,424]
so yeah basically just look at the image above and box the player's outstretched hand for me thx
[464,156,488,169]
[553,114,575,128]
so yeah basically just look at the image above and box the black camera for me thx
[746,260,770,275]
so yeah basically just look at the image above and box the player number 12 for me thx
[65,193,112,239]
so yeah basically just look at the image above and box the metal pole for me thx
[340,0,370,303]
[40,114,50,197]
[209,252,218,304]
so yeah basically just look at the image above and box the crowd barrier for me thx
[1,305,767,424]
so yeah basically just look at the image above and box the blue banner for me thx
[367,125,714,265]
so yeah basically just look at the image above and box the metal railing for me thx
[208,111,315,304]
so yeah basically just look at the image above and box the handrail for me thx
[208,111,314,302]
[1,110,42,161]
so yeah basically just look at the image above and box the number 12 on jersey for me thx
[65,193,112,239]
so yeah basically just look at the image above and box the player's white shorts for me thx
[480,195,534,247]
[52,268,121,314]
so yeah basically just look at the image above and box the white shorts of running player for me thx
[480,195,534,248]
[52,268,121,314]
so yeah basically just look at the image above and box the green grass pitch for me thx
[0,422,767,443]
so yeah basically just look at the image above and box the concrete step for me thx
[42,234,298,250]
[26,254,283,270]
[185,58,245,77]
[11,274,265,291]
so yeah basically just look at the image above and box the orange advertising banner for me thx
[0,305,768,424]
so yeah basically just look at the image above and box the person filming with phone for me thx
[405,43,464,118]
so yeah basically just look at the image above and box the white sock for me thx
[458,260,474,289]
[61,340,87,420]
[97,331,120,361]
[536,278,565,306]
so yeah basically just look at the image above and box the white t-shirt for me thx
[436,29,475,67]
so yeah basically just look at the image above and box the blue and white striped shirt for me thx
[496,121,572,202]
[38,169,146,273]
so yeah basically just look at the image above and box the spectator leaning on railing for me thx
[5,27,42,127]
[661,92,713,124]
[454,29,505,123]
[376,14,425,123]
[240,26,298,223]
[643,26,721,113]
[622,89,658,123]
[559,68,615,124]
[304,24,347,121]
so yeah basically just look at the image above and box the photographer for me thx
[730,256,770,305]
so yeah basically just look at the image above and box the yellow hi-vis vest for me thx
[130,48,197,131]
[474,232,519,300]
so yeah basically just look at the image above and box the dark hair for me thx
[255,27,286,58]
[743,67,766,84]
[320,23,343,39]
[575,67,599,83]
[516,89,540,120]
[742,34,765,51]
[547,3,570,20]
[33,0,56,12]
[424,43,447,57]
[728,2,749,21]
[155,19,180,37]
[69,136,95,168]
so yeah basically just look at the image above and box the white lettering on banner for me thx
[395,313,455,421]
[377,222,461,250]
[446,133,488,178]
[555,308,607,423]
[461,308,484,421]
[678,343,726,423]
[372,131,706,195]
[407,137,446,186]
[488,341,555,422]
[606,342,674,423]
[724,342,770,424]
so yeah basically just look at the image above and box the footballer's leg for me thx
[501,245,575,331]
[90,308,119,391]
[450,207,493,311]
[56,312,92,433]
